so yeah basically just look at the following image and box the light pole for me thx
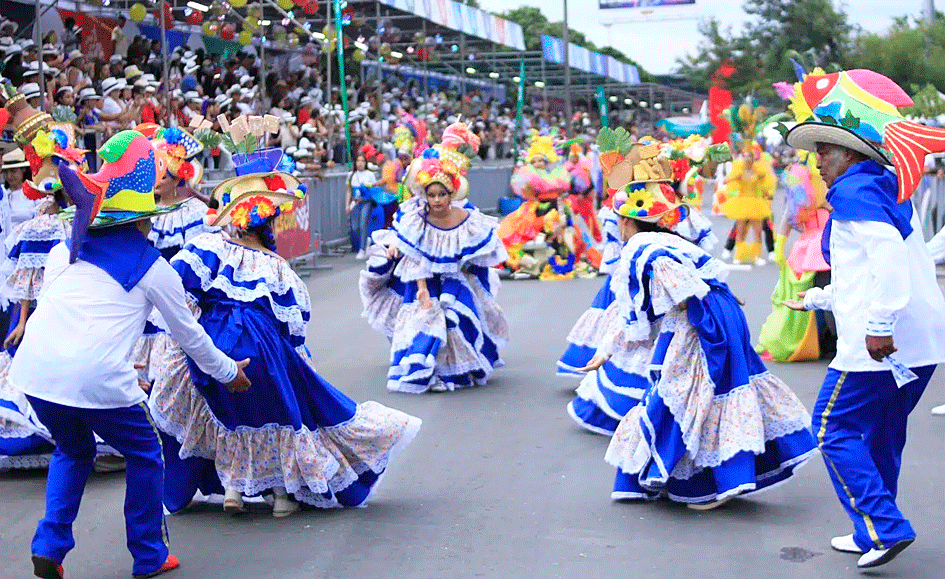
[563,0,572,135]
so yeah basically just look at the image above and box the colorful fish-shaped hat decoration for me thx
[785,69,945,202]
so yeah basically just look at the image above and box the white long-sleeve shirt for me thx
[804,212,945,371]
[10,243,237,409]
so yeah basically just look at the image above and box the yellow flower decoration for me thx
[279,201,296,213]
[256,201,275,219]
[627,188,654,212]
[441,159,458,175]
[417,172,431,184]
[231,205,250,229]
[31,131,55,158]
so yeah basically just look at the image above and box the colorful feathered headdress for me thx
[525,132,559,164]
[404,122,479,200]
[393,112,428,157]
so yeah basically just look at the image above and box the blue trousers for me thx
[349,201,373,252]
[812,366,934,552]
[26,396,169,576]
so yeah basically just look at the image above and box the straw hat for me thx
[21,83,41,100]
[102,78,126,95]
[2,148,30,171]
[208,172,302,228]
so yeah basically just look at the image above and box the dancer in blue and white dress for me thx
[0,196,67,469]
[581,141,816,510]
[133,125,218,381]
[560,200,716,436]
[360,125,509,393]
[0,191,125,472]
[148,159,421,517]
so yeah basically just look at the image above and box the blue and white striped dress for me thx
[602,232,817,504]
[360,200,509,393]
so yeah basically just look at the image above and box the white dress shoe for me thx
[272,493,299,518]
[931,403,945,415]
[857,538,914,568]
[223,489,245,515]
[687,496,732,511]
[830,534,864,554]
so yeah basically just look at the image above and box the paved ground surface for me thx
[4,224,945,579]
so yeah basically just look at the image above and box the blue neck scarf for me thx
[66,223,161,291]
[821,159,913,264]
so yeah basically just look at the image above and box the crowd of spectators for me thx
[0,14,648,176]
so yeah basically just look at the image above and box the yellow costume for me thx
[719,146,776,220]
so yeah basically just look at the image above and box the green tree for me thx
[849,16,945,95]
[677,0,851,99]
[497,6,654,82]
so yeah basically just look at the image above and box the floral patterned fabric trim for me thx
[148,340,421,507]
[605,310,812,476]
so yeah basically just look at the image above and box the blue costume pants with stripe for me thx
[26,396,169,576]
[813,366,934,553]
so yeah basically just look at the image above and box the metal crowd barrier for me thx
[917,175,945,241]
[203,161,516,269]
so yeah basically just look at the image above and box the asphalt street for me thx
[3,232,945,579]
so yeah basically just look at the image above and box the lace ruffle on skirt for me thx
[148,341,421,507]
[605,309,812,477]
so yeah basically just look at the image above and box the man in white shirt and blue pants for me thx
[8,131,250,579]
[786,100,945,569]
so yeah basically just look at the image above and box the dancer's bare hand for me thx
[226,359,252,392]
[386,246,400,260]
[4,324,24,349]
[418,288,433,309]
[134,363,151,392]
[781,291,807,311]
[579,352,609,373]
[866,335,897,362]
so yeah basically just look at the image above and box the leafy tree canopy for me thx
[497,6,655,83]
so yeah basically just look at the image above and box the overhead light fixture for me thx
[488,72,499,79]
[354,41,368,51]
[682,107,690,113]
[534,81,545,88]
[654,103,663,110]
[187,1,209,12]
[312,32,326,40]
[260,19,271,25]
[608,95,618,103]
[513,76,521,83]
[638,100,648,108]
[465,67,476,74]
[390,51,403,59]
[624,98,632,105]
